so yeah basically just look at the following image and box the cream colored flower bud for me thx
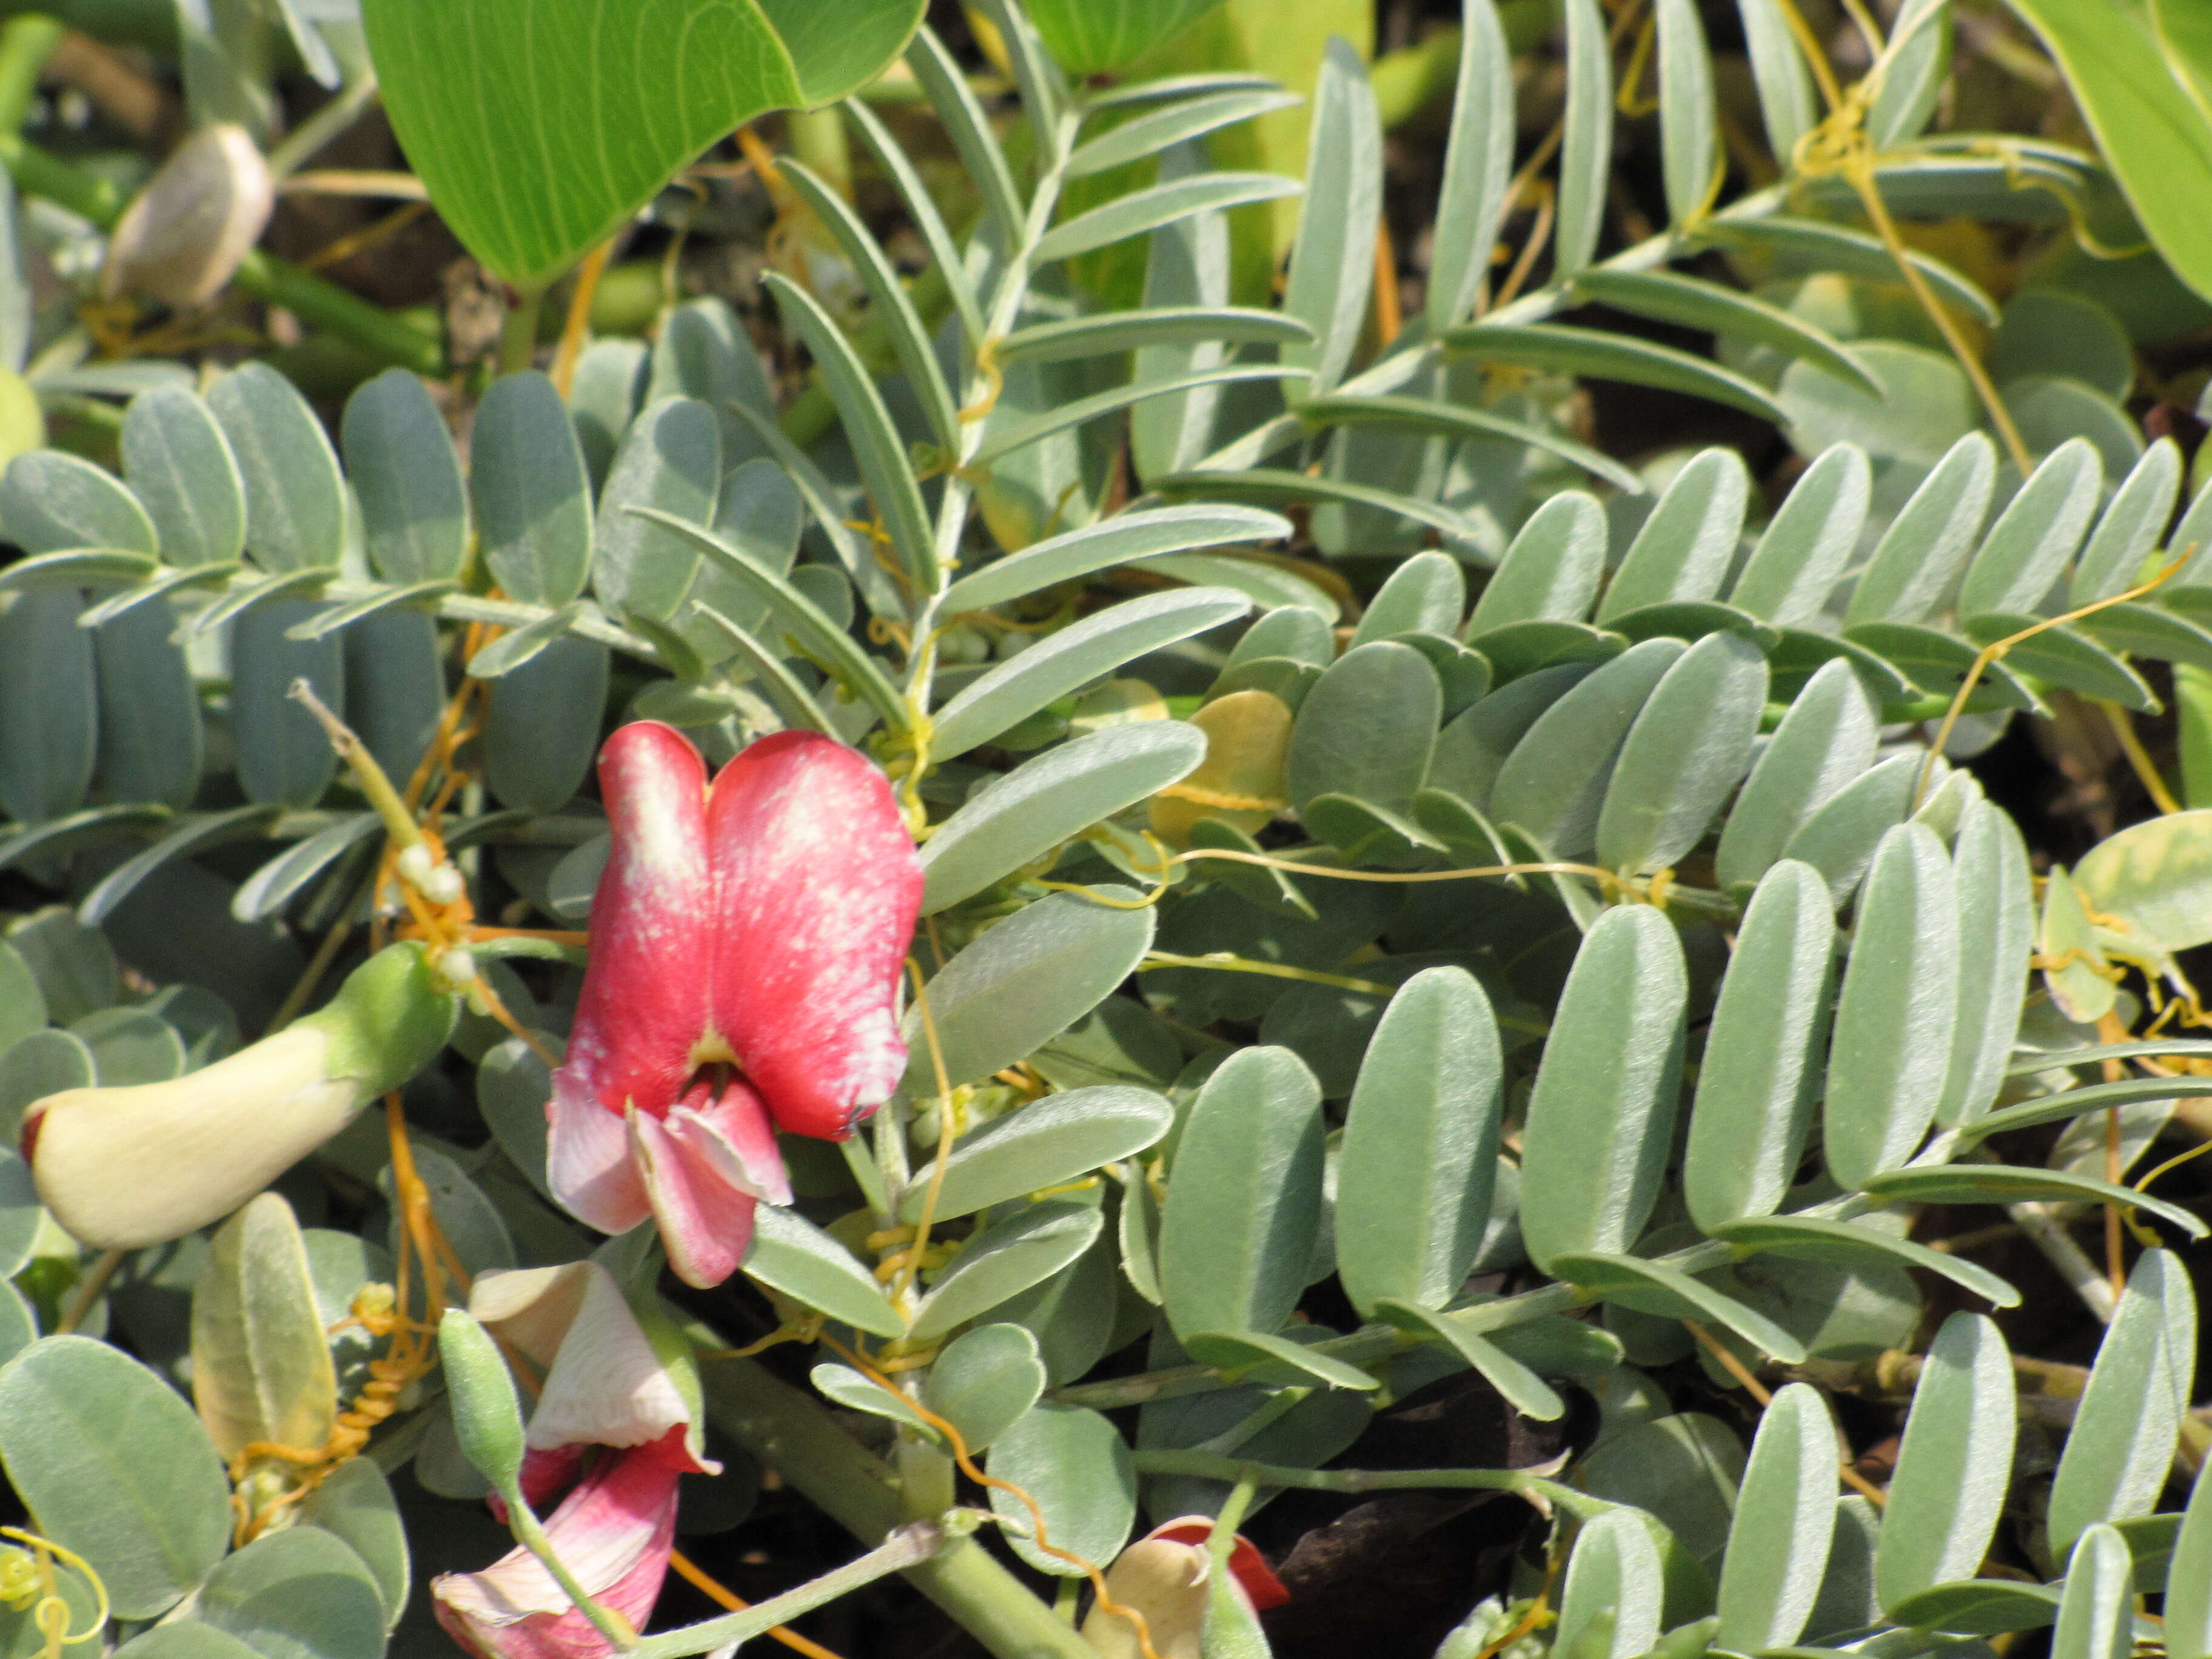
[1081,1539,1210,1659]
[25,1026,358,1250]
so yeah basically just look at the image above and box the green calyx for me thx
[298,941,461,1099]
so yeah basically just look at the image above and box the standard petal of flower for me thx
[474,1262,708,1465]
[547,1071,650,1238]
[554,723,714,1128]
[703,731,923,1139]
[434,1436,685,1659]
[628,1106,759,1289]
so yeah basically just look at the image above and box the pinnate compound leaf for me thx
[363,0,925,289]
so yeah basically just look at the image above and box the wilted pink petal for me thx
[703,729,922,1139]
[546,1078,648,1239]
[628,1106,759,1291]
[434,1432,690,1659]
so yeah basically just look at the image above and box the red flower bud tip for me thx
[548,723,922,1287]
[1144,1518,1291,1611]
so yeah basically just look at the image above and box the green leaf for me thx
[1159,1045,1325,1342]
[481,637,608,814]
[1030,0,1227,72]
[0,1149,38,1281]
[2168,1461,2212,1659]
[845,98,984,347]
[1067,88,1304,180]
[973,364,1309,470]
[341,369,468,585]
[1336,967,1503,1316]
[1655,0,1719,223]
[919,722,1205,913]
[120,386,246,568]
[295,1458,407,1629]
[1685,862,1835,1227]
[2004,0,2212,306]
[1445,322,1787,423]
[206,364,346,574]
[1293,393,1644,491]
[232,814,382,925]
[1861,1161,2209,1236]
[907,26,1023,252]
[90,599,203,811]
[898,1087,1173,1222]
[1492,637,1683,858]
[1597,631,1768,874]
[2048,1525,2136,1659]
[0,448,156,556]
[1285,640,1440,816]
[911,1199,1104,1341]
[985,1403,1136,1575]
[2073,807,2212,957]
[1578,270,1878,396]
[1600,449,1750,622]
[743,1205,906,1338]
[943,506,1289,614]
[920,1324,1047,1454]
[2076,440,2182,605]
[112,1633,263,1659]
[1939,799,2034,1126]
[0,1335,232,1619]
[1554,1250,1808,1362]
[1823,824,1960,1190]
[1152,464,1482,545]
[1556,1510,1666,1659]
[1430,0,1516,326]
[1737,0,1820,163]
[0,588,95,824]
[361,0,923,288]
[592,397,722,628]
[0,1028,93,1145]
[998,304,1312,364]
[1730,446,1873,626]
[1467,491,1607,632]
[1702,216,2000,323]
[1882,1581,2062,1637]
[1715,660,1878,892]
[1714,1383,1838,1651]
[1520,907,1688,1271]
[192,1507,386,1659]
[1875,1312,2017,1610]
[190,1193,338,1462]
[1961,438,2103,615]
[1709,1215,2019,1308]
[933,590,1250,757]
[2048,1248,2194,1553]
[229,604,344,809]
[469,371,593,608]
[1282,38,1379,397]
[905,890,1156,1090]
[1037,171,1302,266]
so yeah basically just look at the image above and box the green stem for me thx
[694,1335,1098,1659]
[498,284,544,377]
[0,14,62,134]
[506,1498,642,1653]
[626,1523,947,1659]
[0,132,444,376]
[1131,1450,1600,1518]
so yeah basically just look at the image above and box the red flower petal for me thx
[1145,1520,1291,1611]
[703,731,922,1139]
[628,1107,761,1290]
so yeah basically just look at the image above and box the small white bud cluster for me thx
[397,843,467,907]
[437,947,479,986]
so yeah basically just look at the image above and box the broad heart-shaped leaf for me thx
[742,1205,906,1338]
[911,1199,1103,1341]
[1875,1312,2017,1611]
[1686,861,1836,1228]
[1026,0,1225,72]
[192,1523,386,1659]
[919,722,1206,914]
[2074,808,2212,958]
[190,1193,338,1463]
[1519,906,1688,1273]
[903,889,1156,1092]
[0,1336,233,1619]
[985,1403,1136,1577]
[1822,823,1959,1190]
[1336,967,1502,1318]
[1714,1383,1838,1652]
[363,0,926,289]
[2048,1249,2195,1555]
[897,1087,1173,1222]
[1159,1045,1325,1344]
[2005,0,2212,306]
[920,1324,1046,1455]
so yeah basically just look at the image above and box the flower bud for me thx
[23,943,457,1249]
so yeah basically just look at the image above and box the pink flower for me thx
[548,722,922,1287]
[434,1264,716,1659]
[434,1429,692,1659]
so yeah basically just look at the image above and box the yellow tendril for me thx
[0,1530,109,1659]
